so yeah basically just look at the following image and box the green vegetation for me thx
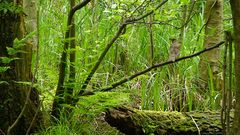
[40,92,129,135]
[0,1,22,13]
[34,0,234,134]
[2,0,238,134]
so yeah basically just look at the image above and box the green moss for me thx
[128,109,205,134]
[75,92,130,115]
[41,92,130,135]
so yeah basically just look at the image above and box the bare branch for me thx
[126,0,168,23]
[100,41,225,92]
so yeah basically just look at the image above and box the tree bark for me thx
[105,107,232,135]
[230,0,240,134]
[199,0,223,92]
[0,1,41,134]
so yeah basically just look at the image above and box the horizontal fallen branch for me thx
[105,107,233,135]
[100,41,225,92]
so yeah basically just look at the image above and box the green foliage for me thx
[40,92,129,135]
[0,57,12,74]
[76,92,129,115]
[0,31,36,74]
[0,1,22,13]
[14,32,36,48]
[7,31,37,55]
[0,66,10,73]
[0,57,17,64]
[207,64,219,110]
[0,80,9,85]
[37,0,233,134]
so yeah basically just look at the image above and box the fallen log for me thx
[105,107,233,135]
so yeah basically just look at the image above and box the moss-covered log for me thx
[105,107,233,135]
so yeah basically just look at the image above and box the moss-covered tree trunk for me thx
[230,0,240,134]
[52,0,91,119]
[0,1,41,134]
[199,0,223,92]
[65,0,76,106]
[105,107,232,135]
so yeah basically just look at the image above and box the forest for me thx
[0,0,240,135]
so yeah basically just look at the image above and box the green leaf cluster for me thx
[0,57,18,73]
[0,1,22,14]
[0,57,16,64]
[7,31,36,55]
[0,66,10,73]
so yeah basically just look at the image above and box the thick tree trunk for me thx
[105,107,232,135]
[199,0,223,92]
[230,0,240,134]
[0,1,41,134]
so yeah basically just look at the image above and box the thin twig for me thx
[126,11,196,30]
[126,20,179,29]
[131,0,148,16]
[178,0,196,29]
[226,31,233,134]
[26,100,41,134]
[0,129,6,135]
[188,114,201,135]
[148,14,154,66]
[126,0,168,22]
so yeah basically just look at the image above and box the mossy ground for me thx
[39,92,130,135]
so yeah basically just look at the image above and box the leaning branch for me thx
[76,0,169,101]
[78,24,127,94]
[100,41,225,92]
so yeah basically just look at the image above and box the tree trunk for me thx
[52,0,91,119]
[199,0,223,92]
[0,1,41,134]
[65,0,76,106]
[105,107,232,135]
[230,0,240,134]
